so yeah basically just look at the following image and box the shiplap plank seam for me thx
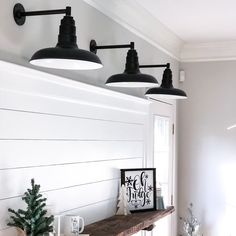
[0,138,144,142]
[0,157,143,171]
[0,178,120,201]
[0,110,143,140]
[0,107,144,126]
[0,158,143,200]
[60,197,117,214]
[0,88,149,115]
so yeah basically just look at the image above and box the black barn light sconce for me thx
[141,63,187,100]
[90,40,158,87]
[13,4,102,70]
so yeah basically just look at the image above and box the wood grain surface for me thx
[84,206,175,236]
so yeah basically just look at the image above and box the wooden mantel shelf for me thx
[83,206,175,236]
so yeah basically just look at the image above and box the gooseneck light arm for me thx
[139,63,170,69]
[90,40,135,54]
[13,4,71,26]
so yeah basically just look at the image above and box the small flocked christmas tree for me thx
[116,184,131,216]
[8,179,54,236]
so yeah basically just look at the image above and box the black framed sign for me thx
[121,168,156,212]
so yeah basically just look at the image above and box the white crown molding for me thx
[83,0,236,63]
[82,0,183,61]
[180,41,236,62]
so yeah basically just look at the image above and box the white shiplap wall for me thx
[0,61,150,236]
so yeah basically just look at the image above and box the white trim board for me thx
[0,60,151,108]
[82,0,236,62]
[82,0,183,61]
[180,41,236,62]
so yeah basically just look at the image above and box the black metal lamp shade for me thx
[145,68,187,99]
[145,87,187,99]
[105,49,158,87]
[30,15,102,70]
[30,47,102,70]
[106,73,159,87]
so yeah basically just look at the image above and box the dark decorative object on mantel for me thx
[8,179,54,236]
[121,168,156,212]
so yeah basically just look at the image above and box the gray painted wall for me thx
[0,0,179,99]
[0,0,179,235]
[178,61,236,236]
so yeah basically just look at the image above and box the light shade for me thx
[145,68,187,100]
[30,15,102,70]
[30,48,103,70]
[105,49,158,87]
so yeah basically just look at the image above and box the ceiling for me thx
[83,0,236,62]
[136,0,236,43]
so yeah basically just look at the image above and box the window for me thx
[148,101,175,236]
